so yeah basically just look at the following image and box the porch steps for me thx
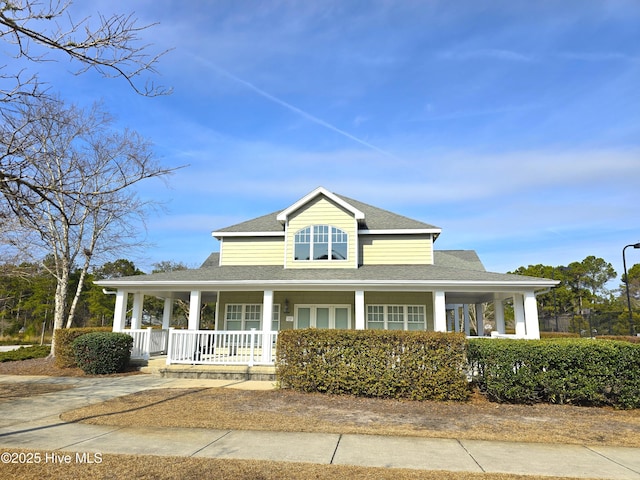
[134,357,277,381]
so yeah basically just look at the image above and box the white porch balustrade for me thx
[165,329,278,366]
[123,328,169,360]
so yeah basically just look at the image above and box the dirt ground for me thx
[2,357,639,448]
[0,355,142,377]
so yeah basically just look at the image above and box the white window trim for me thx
[366,304,426,331]
[294,304,352,329]
[225,303,262,330]
[272,303,281,331]
[294,225,349,262]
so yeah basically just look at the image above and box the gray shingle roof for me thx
[434,250,485,271]
[100,250,555,287]
[335,194,440,231]
[215,210,283,233]
[213,191,440,235]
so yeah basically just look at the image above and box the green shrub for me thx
[54,327,112,368]
[277,329,469,401]
[468,338,640,409]
[72,332,133,375]
[0,345,51,362]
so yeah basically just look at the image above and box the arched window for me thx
[294,225,348,261]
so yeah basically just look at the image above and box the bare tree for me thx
[0,97,176,355]
[0,0,170,101]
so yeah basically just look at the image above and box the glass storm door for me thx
[295,305,351,329]
[316,308,330,329]
[297,307,311,328]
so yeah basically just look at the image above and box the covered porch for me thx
[111,285,544,365]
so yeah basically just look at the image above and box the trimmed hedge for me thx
[72,332,133,375]
[276,329,469,401]
[468,338,640,409]
[54,327,112,368]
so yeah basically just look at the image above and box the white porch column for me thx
[261,290,274,363]
[131,293,144,329]
[112,290,128,332]
[355,290,365,330]
[463,304,471,336]
[262,290,274,331]
[494,299,506,334]
[215,291,221,330]
[475,303,484,336]
[188,290,202,330]
[523,291,541,339]
[162,298,173,330]
[433,291,447,332]
[513,294,526,338]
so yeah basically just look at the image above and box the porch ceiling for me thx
[445,292,496,305]
[143,291,219,303]
[136,289,505,306]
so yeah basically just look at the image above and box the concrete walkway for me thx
[0,374,639,479]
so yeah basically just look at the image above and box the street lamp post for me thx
[622,243,640,336]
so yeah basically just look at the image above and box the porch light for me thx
[283,299,290,314]
[623,242,640,336]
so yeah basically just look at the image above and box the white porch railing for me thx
[124,328,169,360]
[166,329,278,366]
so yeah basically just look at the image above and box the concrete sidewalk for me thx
[1,374,639,479]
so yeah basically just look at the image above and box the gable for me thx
[285,194,358,269]
[276,186,364,223]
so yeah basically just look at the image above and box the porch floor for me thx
[133,356,277,381]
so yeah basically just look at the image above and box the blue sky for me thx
[31,1,640,280]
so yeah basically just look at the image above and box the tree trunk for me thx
[66,261,90,329]
[50,270,69,357]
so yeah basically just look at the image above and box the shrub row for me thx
[0,345,51,363]
[53,327,112,368]
[276,329,469,401]
[467,338,640,409]
[72,332,133,375]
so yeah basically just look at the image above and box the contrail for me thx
[198,57,395,158]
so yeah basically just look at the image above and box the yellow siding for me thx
[360,234,433,265]
[220,237,284,266]
[286,196,358,269]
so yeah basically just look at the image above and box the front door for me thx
[294,305,351,329]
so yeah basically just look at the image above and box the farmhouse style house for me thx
[99,187,557,364]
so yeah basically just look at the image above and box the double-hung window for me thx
[294,225,348,261]
[225,304,262,330]
[366,305,426,331]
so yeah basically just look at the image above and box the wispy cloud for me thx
[556,51,640,63]
[190,55,396,158]
[437,48,534,62]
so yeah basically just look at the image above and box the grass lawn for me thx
[1,357,638,479]
[57,387,640,447]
